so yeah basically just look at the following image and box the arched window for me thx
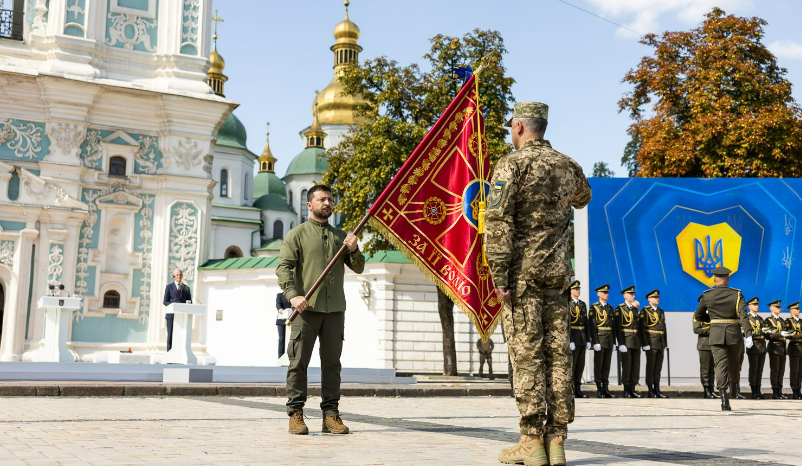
[103,290,120,308]
[109,156,127,177]
[300,189,309,223]
[288,190,293,208]
[273,220,284,239]
[244,173,250,201]
[220,169,229,197]
[224,246,243,258]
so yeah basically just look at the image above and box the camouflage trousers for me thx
[502,278,575,438]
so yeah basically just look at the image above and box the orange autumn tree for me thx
[619,8,802,177]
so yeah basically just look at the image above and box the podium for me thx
[33,296,81,362]
[163,303,206,364]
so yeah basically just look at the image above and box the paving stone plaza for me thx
[0,393,800,465]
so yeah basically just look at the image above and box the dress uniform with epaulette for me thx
[692,313,718,399]
[639,290,668,398]
[784,302,802,399]
[764,300,787,399]
[745,297,767,399]
[588,284,616,398]
[693,266,752,411]
[615,286,643,398]
[568,280,591,398]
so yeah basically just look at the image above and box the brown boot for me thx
[322,414,350,434]
[544,434,566,466]
[288,410,308,435]
[498,434,547,466]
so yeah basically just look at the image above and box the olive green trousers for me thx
[285,310,345,417]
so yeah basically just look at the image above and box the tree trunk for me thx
[437,288,458,376]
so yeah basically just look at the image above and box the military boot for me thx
[288,410,308,435]
[602,383,616,398]
[654,384,668,398]
[772,388,781,399]
[708,386,720,398]
[750,385,759,399]
[703,386,714,399]
[757,385,766,399]
[575,382,588,398]
[731,383,746,400]
[647,384,656,398]
[623,383,633,398]
[498,433,547,466]
[793,389,801,400]
[720,389,731,411]
[596,382,604,398]
[630,385,641,398]
[322,414,350,434]
[544,434,567,466]
[779,387,788,399]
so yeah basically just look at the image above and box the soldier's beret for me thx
[503,101,549,127]
[645,289,659,299]
[595,284,610,293]
[621,285,635,294]
[768,300,782,308]
[712,266,731,277]
[569,280,581,290]
[788,302,799,310]
[746,296,759,306]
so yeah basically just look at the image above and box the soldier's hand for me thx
[496,287,511,303]
[569,342,575,351]
[619,345,628,353]
[643,345,651,351]
[344,233,359,252]
[593,344,601,351]
[290,296,309,313]
[586,342,591,350]
[744,336,753,349]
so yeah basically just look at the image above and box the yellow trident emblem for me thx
[676,222,742,287]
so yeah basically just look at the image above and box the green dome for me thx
[253,193,295,213]
[284,147,328,178]
[216,113,248,149]
[253,172,286,199]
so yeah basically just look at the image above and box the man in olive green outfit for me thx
[486,101,592,466]
[277,185,365,435]
[693,266,752,411]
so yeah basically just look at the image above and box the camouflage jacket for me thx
[485,139,591,291]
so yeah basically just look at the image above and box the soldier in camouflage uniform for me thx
[486,102,592,466]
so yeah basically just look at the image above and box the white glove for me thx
[593,344,601,351]
[643,345,651,351]
[586,342,592,350]
[745,336,753,349]
[766,327,777,334]
[781,330,795,337]
[619,345,627,353]
[569,342,576,351]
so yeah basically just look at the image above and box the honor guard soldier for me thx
[694,266,752,410]
[745,297,767,399]
[764,300,787,399]
[784,302,802,399]
[588,284,616,398]
[569,280,591,398]
[693,312,718,399]
[640,290,668,398]
[615,286,643,398]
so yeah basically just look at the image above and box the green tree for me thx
[619,8,802,177]
[621,134,641,177]
[591,161,615,178]
[324,29,515,375]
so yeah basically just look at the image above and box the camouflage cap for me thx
[503,101,549,127]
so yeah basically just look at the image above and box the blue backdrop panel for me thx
[588,178,802,311]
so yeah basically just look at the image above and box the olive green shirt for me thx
[276,219,365,313]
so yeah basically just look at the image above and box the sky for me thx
[216,0,802,178]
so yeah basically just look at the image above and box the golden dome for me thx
[209,47,225,75]
[258,123,278,173]
[313,0,368,126]
[333,0,360,46]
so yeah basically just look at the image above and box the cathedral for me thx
[0,0,503,373]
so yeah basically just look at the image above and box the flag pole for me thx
[285,212,372,325]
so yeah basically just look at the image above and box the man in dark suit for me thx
[568,280,590,398]
[589,284,616,398]
[745,297,767,399]
[163,268,191,352]
[615,285,642,398]
[640,289,668,398]
[694,266,752,410]
[764,300,787,399]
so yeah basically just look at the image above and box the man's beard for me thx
[312,207,332,220]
